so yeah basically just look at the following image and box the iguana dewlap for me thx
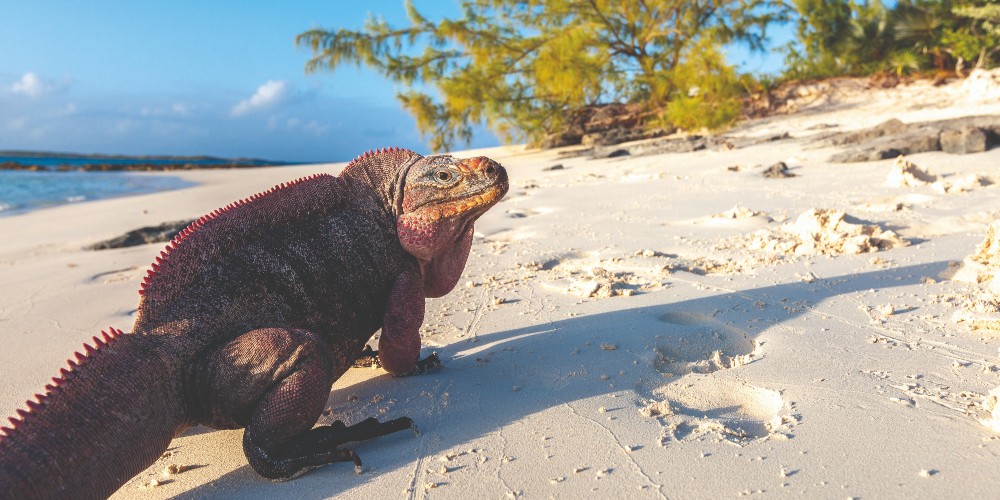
[0,148,508,498]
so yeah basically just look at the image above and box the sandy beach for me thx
[3,72,1000,498]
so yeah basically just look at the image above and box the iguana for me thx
[0,148,509,498]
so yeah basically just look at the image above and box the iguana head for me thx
[396,154,509,297]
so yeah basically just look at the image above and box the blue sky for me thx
[0,1,790,162]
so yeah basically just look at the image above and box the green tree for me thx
[297,0,788,151]
[788,0,1000,80]
[785,0,853,79]
[948,2,1000,69]
[843,1,898,73]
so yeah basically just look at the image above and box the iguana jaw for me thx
[406,184,506,222]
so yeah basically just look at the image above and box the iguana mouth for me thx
[411,184,507,221]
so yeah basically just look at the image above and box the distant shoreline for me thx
[0,161,297,172]
[0,150,300,172]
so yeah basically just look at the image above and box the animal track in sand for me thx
[89,266,142,284]
[654,312,756,376]
[505,206,555,219]
[641,379,797,443]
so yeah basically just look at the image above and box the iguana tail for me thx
[0,328,187,499]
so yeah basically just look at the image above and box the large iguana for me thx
[0,148,509,498]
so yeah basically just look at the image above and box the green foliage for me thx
[887,49,923,76]
[955,4,1000,34]
[298,0,789,151]
[950,3,1000,68]
[843,1,896,73]
[784,0,853,79]
[787,0,1000,80]
[661,40,743,131]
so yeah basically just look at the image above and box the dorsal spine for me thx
[0,327,125,441]
[138,172,331,297]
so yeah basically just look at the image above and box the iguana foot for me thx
[328,416,418,442]
[355,347,441,376]
[394,352,442,377]
[274,416,416,476]
[352,344,381,368]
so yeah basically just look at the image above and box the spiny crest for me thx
[0,327,125,442]
[138,172,330,297]
[344,146,417,172]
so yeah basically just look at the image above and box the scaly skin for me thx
[0,148,509,499]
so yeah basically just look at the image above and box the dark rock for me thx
[587,131,793,160]
[820,115,1000,163]
[763,162,795,178]
[940,126,989,154]
[827,119,908,146]
[829,147,906,163]
[88,220,195,250]
[542,164,565,171]
[875,148,905,160]
[605,149,630,158]
[593,135,704,158]
[715,132,792,150]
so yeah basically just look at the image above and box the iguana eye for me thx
[435,170,454,183]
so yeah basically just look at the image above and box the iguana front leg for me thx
[376,269,430,376]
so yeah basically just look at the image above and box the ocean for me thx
[0,153,288,215]
[0,170,195,215]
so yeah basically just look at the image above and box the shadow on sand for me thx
[175,260,949,498]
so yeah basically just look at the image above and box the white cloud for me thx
[9,72,53,98]
[303,120,329,136]
[139,103,190,117]
[231,80,290,116]
[6,117,27,131]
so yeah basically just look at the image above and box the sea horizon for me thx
[0,151,304,216]
[0,150,298,171]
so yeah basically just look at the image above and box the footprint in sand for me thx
[639,312,795,444]
[653,312,756,376]
[645,379,796,443]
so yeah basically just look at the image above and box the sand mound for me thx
[714,205,766,220]
[883,156,987,194]
[951,221,1000,331]
[531,253,667,299]
[931,174,988,194]
[952,220,1000,293]
[748,208,907,256]
[959,68,1000,101]
[982,387,1000,433]
[568,267,636,298]
[884,156,937,188]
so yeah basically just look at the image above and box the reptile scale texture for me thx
[0,148,509,498]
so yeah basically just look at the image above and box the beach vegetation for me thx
[297,0,788,151]
[786,0,1000,80]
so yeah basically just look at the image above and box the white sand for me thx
[3,72,1000,498]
